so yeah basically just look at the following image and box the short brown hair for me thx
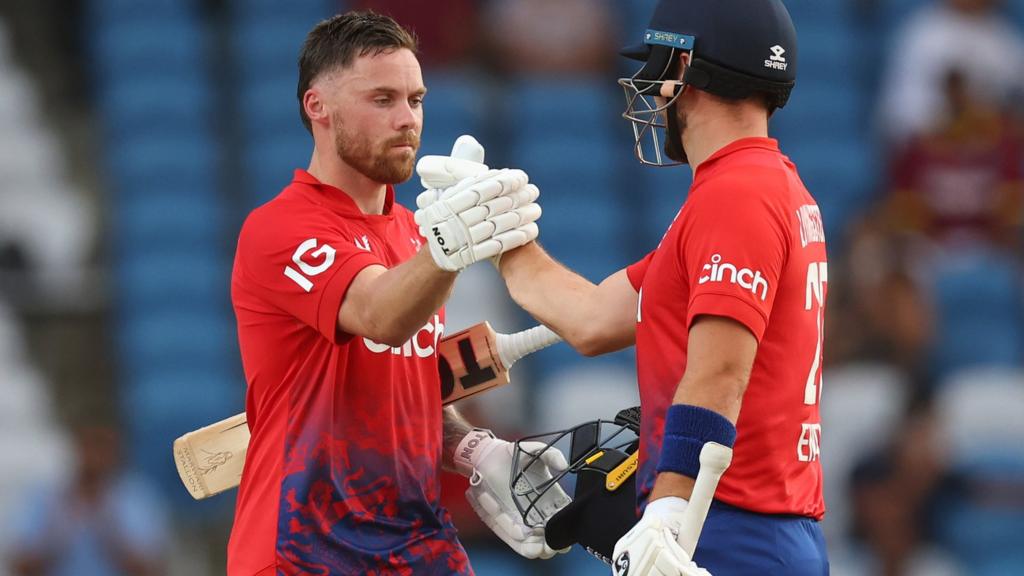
[296,11,418,133]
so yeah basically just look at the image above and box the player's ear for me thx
[676,52,691,81]
[304,87,329,128]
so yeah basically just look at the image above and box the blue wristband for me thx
[656,404,737,478]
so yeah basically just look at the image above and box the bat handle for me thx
[676,442,733,558]
[495,325,562,369]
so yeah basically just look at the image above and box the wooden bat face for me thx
[175,321,516,500]
[437,321,510,403]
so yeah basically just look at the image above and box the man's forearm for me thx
[355,249,458,345]
[441,406,474,473]
[499,242,635,355]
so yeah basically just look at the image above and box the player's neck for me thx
[682,107,768,175]
[307,148,387,215]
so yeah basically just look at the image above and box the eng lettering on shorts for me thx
[284,238,336,292]
[363,314,444,358]
[697,254,769,301]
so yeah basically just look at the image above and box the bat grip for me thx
[676,442,733,558]
[495,325,562,369]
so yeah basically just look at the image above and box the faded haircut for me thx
[297,11,418,133]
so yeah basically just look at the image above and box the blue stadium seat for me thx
[238,74,305,139]
[508,137,618,194]
[90,17,205,80]
[115,192,225,252]
[233,15,320,83]
[119,308,236,380]
[930,251,1024,376]
[122,366,243,499]
[100,75,212,137]
[114,263,231,327]
[86,0,190,19]
[229,0,330,19]
[773,81,867,141]
[419,72,487,156]
[934,371,1024,574]
[242,135,312,205]
[108,131,220,188]
[506,79,619,142]
[635,164,691,250]
[783,138,877,238]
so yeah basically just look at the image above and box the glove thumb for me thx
[416,134,489,189]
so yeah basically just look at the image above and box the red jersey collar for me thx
[291,169,396,218]
[694,137,780,180]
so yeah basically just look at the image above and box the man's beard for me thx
[333,116,420,184]
[664,101,688,164]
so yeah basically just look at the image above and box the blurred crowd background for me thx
[1,0,1023,574]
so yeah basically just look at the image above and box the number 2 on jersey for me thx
[803,261,827,405]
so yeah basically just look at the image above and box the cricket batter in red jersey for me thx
[227,12,569,575]
[437,0,831,573]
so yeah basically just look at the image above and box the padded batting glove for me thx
[414,168,541,271]
[611,497,713,576]
[416,135,541,269]
[455,428,571,560]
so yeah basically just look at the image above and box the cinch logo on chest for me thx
[698,254,769,301]
[363,314,444,359]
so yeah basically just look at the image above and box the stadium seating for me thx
[934,368,1024,575]
[88,2,239,498]
[929,250,1024,377]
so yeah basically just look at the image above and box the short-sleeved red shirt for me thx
[627,138,828,520]
[228,170,470,575]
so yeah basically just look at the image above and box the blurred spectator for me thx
[6,423,168,576]
[826,230,935,376]
[883,69,1024,253]
[481,0,615,76]
[351,1,479,68]
[878,0,1024,144]
[840,397,962,576]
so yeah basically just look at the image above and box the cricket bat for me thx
[174,321,561,500]
[675,442,733,558]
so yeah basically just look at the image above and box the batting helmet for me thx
[619,0,798,165]
[510,406,642,564]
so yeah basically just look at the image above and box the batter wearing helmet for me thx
[424,0,831,573]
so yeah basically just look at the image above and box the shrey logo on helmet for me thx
[765,45,788,70]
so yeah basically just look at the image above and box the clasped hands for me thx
[414,135,541,272]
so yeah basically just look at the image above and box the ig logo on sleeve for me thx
[284,238,336,292]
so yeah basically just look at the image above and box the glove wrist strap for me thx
[454,428,495,477]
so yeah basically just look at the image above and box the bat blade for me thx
[174,321,559,499]
[173,413,249,500]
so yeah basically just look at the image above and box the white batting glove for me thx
[455,429,571,560]
[414,169,541,271]
[611,498,713,576]
[417,134,489,190]
[415,135,541,269]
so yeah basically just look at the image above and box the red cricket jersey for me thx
[228,170,471,575]
[627,138,828,520]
